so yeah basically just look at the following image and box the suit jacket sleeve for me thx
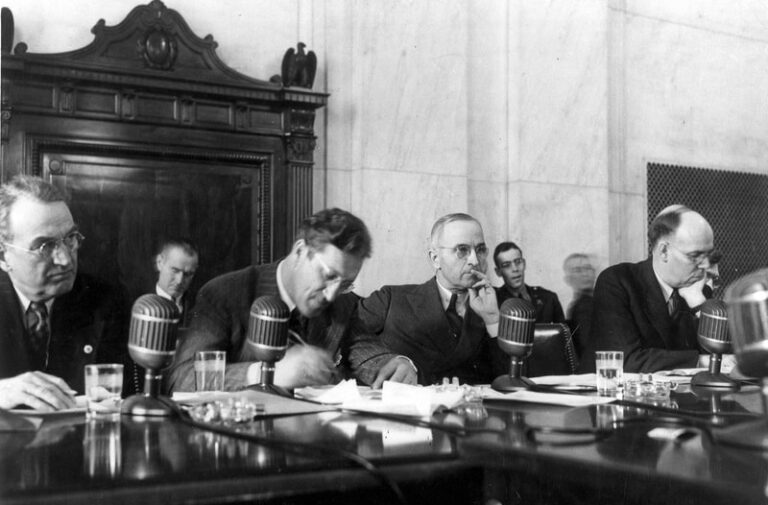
[585,265,699,373]
[345,288,400,385]
[164,279,252,393]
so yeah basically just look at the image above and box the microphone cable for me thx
[177,407,410,505]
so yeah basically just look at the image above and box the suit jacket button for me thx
[83,345,93,354]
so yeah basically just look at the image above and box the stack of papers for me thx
[296,380,465,417]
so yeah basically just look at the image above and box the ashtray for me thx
[188,398,265,424]
[624,374,677,401]
[623,374,678,401]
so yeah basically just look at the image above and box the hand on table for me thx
[370,356,418,389]
[0,371,77,412]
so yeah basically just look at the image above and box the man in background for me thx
[494,241,565,324]
[563,252,596,358]
[166,207,415,392]
[349,213,503,386]
[0,175,131,411]
[582,205,730,373]
[154,237,199,327]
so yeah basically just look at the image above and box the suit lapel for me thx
[0,272,31,375]
[406,279,458,355]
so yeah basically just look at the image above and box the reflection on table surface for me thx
[1,383,768,504]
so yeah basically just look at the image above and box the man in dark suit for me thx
[166,208,416,392]
[581,205,730,373]
[493,241,566,324]
[154,237,198,328]
[348,213,504,386]
[0,175,131,411]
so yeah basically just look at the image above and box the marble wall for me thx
[3,0,767,311]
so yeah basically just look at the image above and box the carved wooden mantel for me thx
[0,1,327,298]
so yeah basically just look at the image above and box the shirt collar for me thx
[504,283,530,301]
[156,284,180,303]
[653,266,676,302]
[276,259,297,312]
[12,285,54,315]
[435,278,468,313]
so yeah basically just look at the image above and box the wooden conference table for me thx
[1,382,767,505]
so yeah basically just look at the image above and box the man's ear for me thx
[658,242,670,262]
[428,249,440,270]
[155,253,165,273]
[495,267,502,278]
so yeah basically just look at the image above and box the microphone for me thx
[716,268,768,449]
[246,295,290,396]
[122,294,180,417]
[491,298,536,392]
[691,299,739,390]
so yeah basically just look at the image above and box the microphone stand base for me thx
[121,394,177,417]
[715,418,768,450]
[491,374,534,392]
[691,372,741,391]
[247,383,292,398]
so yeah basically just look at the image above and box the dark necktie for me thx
[668,289,681,317]
[289,308,308,341]
[25,301,50,368]
[446,293,463,339]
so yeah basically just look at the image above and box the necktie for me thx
[289,308,308,342]
[446,293,463,339]
[668,289,681,317]
[25,301,50,368]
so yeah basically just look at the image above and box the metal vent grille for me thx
[647,163,768,297]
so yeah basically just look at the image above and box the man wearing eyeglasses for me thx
[0,175,132,411]
[581,205,732,373]
[348,213,504,386]
[166,207,415,392]
[493,242,566,324]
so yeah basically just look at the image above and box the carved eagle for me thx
[281,42,317,89]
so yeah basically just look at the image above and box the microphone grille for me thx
[499,298,536,344]
[247,295,290,349]
[129,294,180,352]
[698,298,730,346]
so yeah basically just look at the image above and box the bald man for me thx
[581,205,725,373]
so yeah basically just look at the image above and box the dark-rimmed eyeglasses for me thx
[2,231,85,260]
[312,252,356,294]
[436,244,489,260]
[667,242,720,266]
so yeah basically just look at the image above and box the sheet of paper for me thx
[482,389,616,407]
[9,395,87,418]
[172,389,335,416]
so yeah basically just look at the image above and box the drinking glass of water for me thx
[595,351,624,396]
[84,363,123,418]
[195,351,226,392]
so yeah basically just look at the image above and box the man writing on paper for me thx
[0,175,131,411]
[166,208,416,392]
[582,205,733,373]
[348,213,504,387]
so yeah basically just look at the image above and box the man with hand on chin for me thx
[0,175,131,411]
[166,207,416,392]
[582,205,733,373]
[348,213,505,386]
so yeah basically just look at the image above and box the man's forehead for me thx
[9,198,73,235]
[440,220,484,243]
[499,248,522,260]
